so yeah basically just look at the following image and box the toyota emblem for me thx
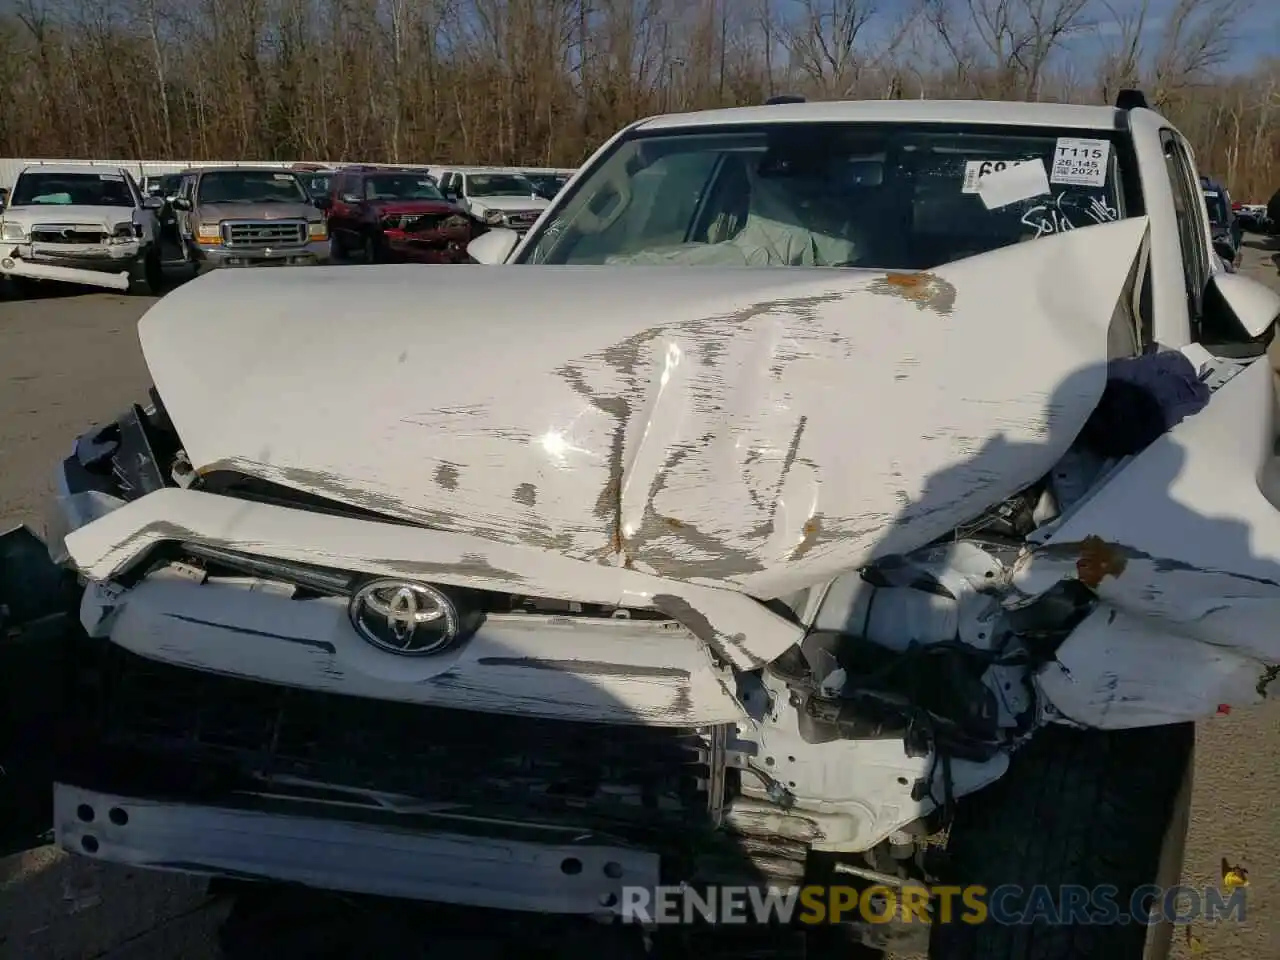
[348,579,460,655]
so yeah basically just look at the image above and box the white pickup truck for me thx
[3,91,1280,960]
[0,163,164,293]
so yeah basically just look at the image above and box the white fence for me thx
[0,158,579,189]
[0,158,435,189]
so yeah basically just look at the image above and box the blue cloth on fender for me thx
[1078,349,1211,457]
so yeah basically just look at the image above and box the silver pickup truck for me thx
[171,166,330,271]
[0,164,164,293]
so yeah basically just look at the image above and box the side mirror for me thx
[141,195,164,210]
[1199,272,1280,358]
[340,193,361,205]
[467,227,520,265]
[444,192,459,202]
[1213,238,1236,263]
[171,197,192,211]
[313,195,332,210]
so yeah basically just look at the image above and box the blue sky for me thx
[1076,0,1278,71]
[851,0,1276,74]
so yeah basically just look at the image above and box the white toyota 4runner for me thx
[0,163,164,294]
[3,92,1279,959]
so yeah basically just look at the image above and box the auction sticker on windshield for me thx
[962,160,1015,193]
[1050,138,1110,187]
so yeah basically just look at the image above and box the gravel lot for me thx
[2,241,1279,959]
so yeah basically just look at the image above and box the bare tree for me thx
[0,0,1272,197]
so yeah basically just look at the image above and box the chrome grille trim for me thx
[221,220,307,248]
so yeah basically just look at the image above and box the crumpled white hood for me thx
[139,218,1149,598]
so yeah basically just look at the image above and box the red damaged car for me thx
[325,166,475,264]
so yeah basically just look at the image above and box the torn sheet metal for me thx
[137,219,1149,600]
[62,487,802,671]
[1036,604,1267,728]
[1015,354,1280,667]
[54,784,659,914]
[99,572,746,725]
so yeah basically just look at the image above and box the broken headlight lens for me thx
[483,209,507,225]
[110,222,139,242]
[1,220,27,241]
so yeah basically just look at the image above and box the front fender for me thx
[1014,353,1280,725]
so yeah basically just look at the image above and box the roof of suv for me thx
[635,99,1125,133]
[186,166,303,176]
[338,166,433,175]
[18,163,135,177]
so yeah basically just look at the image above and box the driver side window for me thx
[558,152,722,263]
[1160,130,1211,332]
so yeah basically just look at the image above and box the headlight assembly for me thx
[196,222,222,243]
[1,220,27,242]
[483,209,506,225]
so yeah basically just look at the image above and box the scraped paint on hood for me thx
[139,217,1150,598]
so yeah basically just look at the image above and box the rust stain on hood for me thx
[1073,535,1130,587]
[868,272,957,314]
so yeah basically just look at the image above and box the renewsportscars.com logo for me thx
[618,884,1247,926]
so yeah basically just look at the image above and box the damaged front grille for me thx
[31,224,108,244]
[184,471,676,621]
[84,648,727,854]
[222,220,307,247]
[505,211,540,229]
[382,213,446,232]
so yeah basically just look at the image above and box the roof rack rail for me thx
[1115,89,1149,111]
[765,95,806,105]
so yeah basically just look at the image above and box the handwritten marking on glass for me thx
[1020,192,1120,238]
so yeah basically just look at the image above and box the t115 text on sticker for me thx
[1050,137,1111,187]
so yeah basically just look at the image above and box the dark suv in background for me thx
[326,166,476,263]
[1200,176,1243,268]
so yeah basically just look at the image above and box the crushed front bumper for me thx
[1,240,143,290]
[55,784,657,913]
[384,231,471,263]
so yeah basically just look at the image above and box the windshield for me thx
[197,171,308,204]
[529,175,569,198]
[364,174,444,201]
[11,172,136,207]
[302,174,331,197]
[519,124,1132,269]
[1202,188,1229,227]
[467,173,536,198]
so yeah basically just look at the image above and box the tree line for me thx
[0,0,1275,200]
